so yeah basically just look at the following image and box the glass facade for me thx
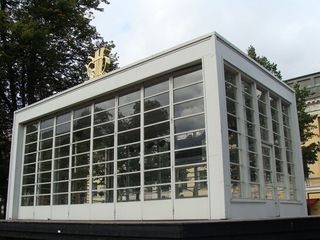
[225,65,297,201]
[20,65,208,206]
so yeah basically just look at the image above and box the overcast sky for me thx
[92,0,320,80]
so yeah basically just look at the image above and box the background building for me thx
[6,33,307,221]
[286,72,320,215]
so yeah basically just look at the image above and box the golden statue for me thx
[87,48,111,79]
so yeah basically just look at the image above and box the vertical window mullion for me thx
[169,76,175,202]
[50,118,56,207]
[278,100,289,200]
[252,82,264,198]
[89,103,94,204]
[140,86,144,202]
[34,122,41,207]
[113,96,118,211]
[68,111,74,208]
[238,74,249,198]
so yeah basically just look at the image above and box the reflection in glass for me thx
[117,158,140,173]
[93,148,114,163]
[53,194,68,205]
[92,190,113,203]
[175,130,205,150]
[175,165,207,182]
[56,122,70,135]
[93,135,114,150]
[118,143,140,159]
[74,106,91,119]
[174,114,205,133]
[94,98,115,112]
[118,129,140,145]
[71,192,88,204]
[54,170,69,181]
[145,122,169,140]
[176,181,207,198]
[73,128,91,142]
[144,107,169,126]
[71,166,89,179]
[174,98,204,118]
[92,162,114,176]
[145,137,170,155]
[144,153,170,170]
[144,185,171,200]
[145,80,169,97]
[174,83,203,103]
[40,118,54,129]
[118,102,140,118]
[144,93,169,111]
[117,188,140,202]
[73,116,91,131]
[119,90,140,105]
[94,110,114,124]
[173,69,202,88]
[117,173,140,188]
[145,169,170,185]
[118,115,140,132]
[57,112,71,125]
[72,153,90,167]
[72,140,90,154]
[175,147,206,166]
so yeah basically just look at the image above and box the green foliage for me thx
[0,0,117,218]
[293,84,320,177]
[247,45,282,80]
[247,46,319,179]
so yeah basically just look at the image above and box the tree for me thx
[247,45,282,80]
[293,84,320,178]
[247,46,319,178]
[0,0,118,218]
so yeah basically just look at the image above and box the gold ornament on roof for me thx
[87,48,111,79]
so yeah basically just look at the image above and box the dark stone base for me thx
[1,217,320,239]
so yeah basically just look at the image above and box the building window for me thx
[225,65,297,201]
[21,65,208,207]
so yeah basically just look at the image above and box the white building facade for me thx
[6,33,307,221]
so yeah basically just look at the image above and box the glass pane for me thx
[145,153,170,170]
[93,135,114,150]
[71,192,88,204]
[40,118,54,129]
[57,112,71,125]
[174,83,203,103]
[39,129,52,143]
[36,195,50,206]
[118,115,140,132]
[73,116,91,131]
[118,129,140,145]
[56,122,70,136]
[119,90,140,105]
[23,164,36,174]
[26,123,38,133]
[25,153,37,164]
[38,150,52,162]
[249,168,259,182]
[144,107,169,126]
[144,185,171,200]
[25,143,37,154]
[21,196,34,206]
[74,106,91,119]
[226,99,237,115]
[173,69,202,88]
[39,139,53,150]
[175,147,206,166]
[38,161,51,172]
[37,184,50,194]
[175,130,205,150]
[37,172,51,183]
[92,190,113,203]
[225,83,237,100]
[176,181,207,198]
[144,92,169,111]
[55,146,69,158]
[94,98,115,112]
[227,114,238,131]
[117,188,140,202]
[230,164,240,180]
[71,166,89,179]
[73,128,91,142]
[23,175,35,185]
[145,137,170,155]
[54,170,69,181]
[53,181,68,193]
[118,102,140,118]
[92,176,114,190]
[174,114,205,133]
[72,153,90,167]
[94,110,114,124]
[145,122,169,140]
[26,132,38,144]
[117,158,140,174]
[71,179,89,191]
[231,181,241,198]
[229,149,240,163]
[55,134,70,147]
[117,173,140,188]
[118,143,140,159]
[92,162,114,176]
[53,194,68,205]
[174,98,204,118]
[175,165,207,182]
[72,140,90,154]
[145,169,171,185]
[54,157,69,170]
[93,148,114,164]
[225,70,237,85]
[22,185,34,196]
[145,80,169,97]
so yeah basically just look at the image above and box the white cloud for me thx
[92,0,320,79]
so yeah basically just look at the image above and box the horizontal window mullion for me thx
[117,126,140,134]
[94,107,115,115]
[173,96,203,106]
[144,150,170,157]
[173,80,203,91]
[117,140,141,148]
[175,179,207,184]
[144,166,171,172]
[174,112,204,121]
[143,105,169,114]
[174,144,206,153]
